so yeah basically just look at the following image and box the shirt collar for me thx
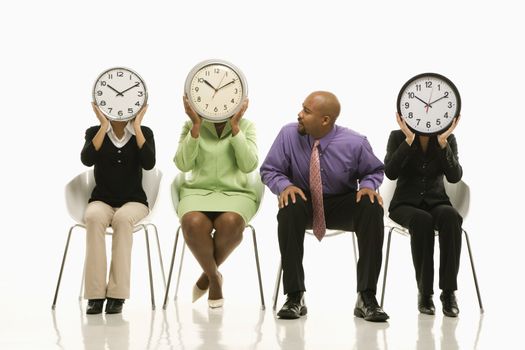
[308,125,337,151]
[106,122,136,136]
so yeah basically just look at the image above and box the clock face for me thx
[185,59,247,122]
[93,67,148,121]
[397,73,461,135]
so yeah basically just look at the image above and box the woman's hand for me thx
[437,115,460,149]
[230,98,249,136]
[183,95,202,138]
[396,112,415,146]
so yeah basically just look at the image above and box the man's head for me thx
[297,91,340,139]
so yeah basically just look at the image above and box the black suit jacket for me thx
[384,130,462,212]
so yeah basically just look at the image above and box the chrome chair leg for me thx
[162,226,181,309]
[272,262,282,311]
[248,224,265,310]
[463,229,484,313]
[174,241,186,301]
[144,225,155,310]
[148,223,167,289]
[79,259,86,301]
[351,231,358,266]
[52,224,83,310]
[380,227,394,308]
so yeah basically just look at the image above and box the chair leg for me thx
[148,223,167,290]
[351,232,358,266]
[79,259,86,301]
[272,262,282,311]
[174,241,186,301]
[463,229,484,313]
[380,227,394,308]
[163,226,181,309]
[52,224,82,310]
[247,224,266,310]
[144,225,155,310]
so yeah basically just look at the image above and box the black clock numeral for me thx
[231,98,235,104]
[416,119,421,126]
[444,91,449,98]
[108,74,113,79]
[108,108,112,113]
[214,107,218,112]
[448,101,453,108]
[101,81,107,86]
[426,121,431,128]
[130,74,132,80]
[117,71,123,77]
[416,84,421,91]
[195,87,199,92]
[128,108,133,114]
[135,101,141,106]
[407,92,415,99]
[234,88,238,94]
[138,91,144,97]
[118,110,123,116]
[404,102,410,109]
[214,68,220,74]
[444,112,449,118]
[205,71,210,76]
[408,112,413,119]
[223,104,227,110]
[425,81,432,88]
[197,96,201,102]
[438,84,441,91]
[205,104,209,109]
[97,90,103,96]
[436,118,441,126]
[100,100,106,106]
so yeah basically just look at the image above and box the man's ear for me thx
[322,115,332,126]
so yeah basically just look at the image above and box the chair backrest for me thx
[379,177,470,219]
[65,168,162,224]
[171,170,265,219]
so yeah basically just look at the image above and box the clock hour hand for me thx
[217,79,236,91]
[414,95,431,108]
[202,79,217,92]
[107,84,124,97]
[119,83,140,95]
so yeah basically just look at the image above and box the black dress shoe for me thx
[354,290,389,322]
[277,292,307,319]
[105,298,125,314]
[86,299,104,315]
[440,291,459,317]
[418,293,435,315]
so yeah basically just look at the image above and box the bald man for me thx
[260,91,389,322]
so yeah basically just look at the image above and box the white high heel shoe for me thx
[192,284,208,303]
[207,298,224,308]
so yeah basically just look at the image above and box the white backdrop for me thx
[1,0,523,344]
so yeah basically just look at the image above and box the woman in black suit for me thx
[384,113,462,317]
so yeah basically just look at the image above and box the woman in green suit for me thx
[174,96,258,308]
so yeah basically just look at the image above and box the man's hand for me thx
[279,185,307,208]
[356,188,383,207]
[437,115,460,149]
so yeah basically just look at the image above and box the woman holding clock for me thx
[384,112,463,317]
[174,92,259,309]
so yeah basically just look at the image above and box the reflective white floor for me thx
[0,292,511,350]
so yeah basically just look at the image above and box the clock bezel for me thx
[184,59,248,123]
[396,72,461,136]
[92,66,148,122]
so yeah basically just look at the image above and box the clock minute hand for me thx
[428,95,447,107]
[107,84,124,97]
[119,83,140,95]
[217,79,236,91]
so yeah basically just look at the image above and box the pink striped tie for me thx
[310,140,326,241]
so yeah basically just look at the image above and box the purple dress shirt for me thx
[260,123,384,195]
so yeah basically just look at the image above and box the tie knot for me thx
[313,140,320,149]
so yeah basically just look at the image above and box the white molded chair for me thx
[52,168,166,310]
[272,229,358,310]
[162,171,266,310]
[379,177,484,313]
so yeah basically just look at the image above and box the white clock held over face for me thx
[397,73,461,135]
[93,67,148,122]
[184,59,248,123]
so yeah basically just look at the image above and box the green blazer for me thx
[174,119,259,201]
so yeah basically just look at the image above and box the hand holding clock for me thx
[396,112,415,146]
[437,115,460,149]
[230,98,249,136]
[183,95,202,138]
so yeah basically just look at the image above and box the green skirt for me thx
[177,191,258,224]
